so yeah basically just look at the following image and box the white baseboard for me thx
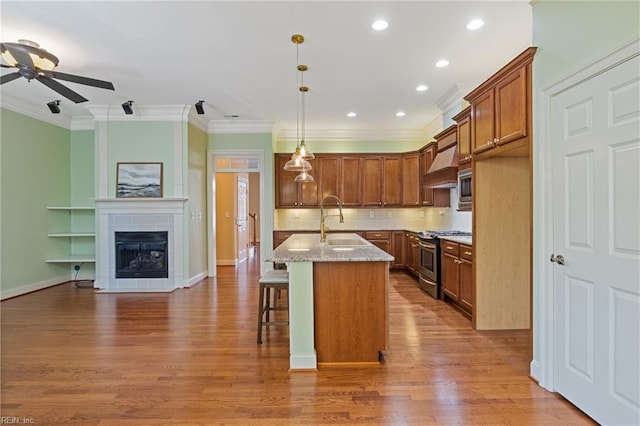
[0,275,69,300]
[530,360,540,383]
[217,259,238,266]
[185,271,208,287]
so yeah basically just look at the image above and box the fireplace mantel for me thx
[94,198,188,293]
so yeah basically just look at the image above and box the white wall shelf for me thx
[47,232,96,237]
[45,255,96,263]
[47,206,95,210]
[46,206,96,265]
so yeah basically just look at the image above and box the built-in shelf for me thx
[47,206,95,210]
[46,206,96,265]
[45,255,96,264]
[47,232,96,237]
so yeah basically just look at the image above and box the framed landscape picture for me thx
[116,162,163,198]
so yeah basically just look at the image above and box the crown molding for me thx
[85,104,191,122]
[208,120,274,134]
[188,112,209,133]
[423,115,444,140]
[277,127,428,142]
[1,93,73,129]
[435,84,464,113]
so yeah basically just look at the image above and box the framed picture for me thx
[116,162,163,198]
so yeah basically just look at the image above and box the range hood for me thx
[426,145,458,188]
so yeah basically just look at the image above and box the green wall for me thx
[188,123,208,280]
[531,0,640,377]
[106,121,177,197]
[0,109,71,294]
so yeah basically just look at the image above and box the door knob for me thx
[550,254,565,266]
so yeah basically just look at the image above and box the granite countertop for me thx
[274,227,426,234]
[440,235,473,246]
[266,233,394,263]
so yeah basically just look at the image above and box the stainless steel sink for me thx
[325,237,368,246]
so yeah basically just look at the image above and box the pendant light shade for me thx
[284,34,314,178]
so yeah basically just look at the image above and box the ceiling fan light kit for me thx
[1,39,115,104]
[121,100,133,115]
[47,100,61,114]
[195,100,205,115]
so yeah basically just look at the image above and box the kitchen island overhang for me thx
[266,233,393,370]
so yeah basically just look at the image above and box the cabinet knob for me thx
[494,137,499,144]
[464,251,472,255]
[446,246,454,250]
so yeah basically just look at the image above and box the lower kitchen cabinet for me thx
[364,231,391,254]
[405,232,419,277]
[441,240,473,318]
[390,231,405,269]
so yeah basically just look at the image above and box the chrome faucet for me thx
[320,195,344,242]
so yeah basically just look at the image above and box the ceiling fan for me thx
[1,39,115,103]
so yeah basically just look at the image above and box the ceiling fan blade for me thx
[36,74,88,103]
[1,63,16,68]
[1,72,22,84]
[2,43,35,69]
[42,70,114,90]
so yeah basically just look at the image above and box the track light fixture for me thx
[195,100,205,115]
[121,100,133,115]
[47,100,61,114]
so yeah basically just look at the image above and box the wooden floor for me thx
[1,252,595,425]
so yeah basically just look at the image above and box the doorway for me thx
[207,151,264,276]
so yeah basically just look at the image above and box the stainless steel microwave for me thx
[457,168,472,210]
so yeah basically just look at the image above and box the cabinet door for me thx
[471,89,496,155]
[299,158,318,206]
[411,239,420,273]
[382,156,402,206]
[390,231,405,269]
[421,145,435,206]
[275,155,300,207]
[459,258,473,314]
[402,153,420,206]
[318,156,340,201]
[362,157,383,206]
[457,113,472,165]
[441,253,460,300]
[341,157,363,206]
[495,66,528,145]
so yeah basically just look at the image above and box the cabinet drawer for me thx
[460,244,473,261]
[365,231,390,240]
[441,241,459,256]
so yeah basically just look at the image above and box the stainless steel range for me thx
[417,230,472,299]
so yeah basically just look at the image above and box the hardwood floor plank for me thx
[1,251,595,424]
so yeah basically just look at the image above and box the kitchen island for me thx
[267,233,393,370]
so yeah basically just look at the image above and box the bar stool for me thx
[257,270,289,344]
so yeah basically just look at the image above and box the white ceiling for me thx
[1,1,532,138]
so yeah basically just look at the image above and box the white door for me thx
[236,175,249,263]
[551,54,640,425]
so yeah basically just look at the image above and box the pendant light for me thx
[284,34,314,182]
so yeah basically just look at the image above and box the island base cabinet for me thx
[313,262,389,364]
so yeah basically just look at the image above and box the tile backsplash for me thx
[275,189,471,232]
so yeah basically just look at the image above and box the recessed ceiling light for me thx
[396,111,405,117]
[347,112,357,118]
[416,85,428,92]
[372,20,389,31]
[466,19,485,30]
[435,59,450,68]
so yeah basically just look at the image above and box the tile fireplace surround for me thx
[94,198,187,293]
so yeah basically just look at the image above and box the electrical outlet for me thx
[387,211,392,218]
[369,211,375,219]
[419,210,425,218]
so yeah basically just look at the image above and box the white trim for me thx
[1,94,72,128]
[173,121,185,198]
[435,84,463,113]
[186,270,208,288]
[70,116,95,131]
[208,120,274,134]
[216,259,239,266]
[85,104,191,121]
[535,37,640,391]
[277,127,428,142]
[0,275,69,300]
[289,352,319,370]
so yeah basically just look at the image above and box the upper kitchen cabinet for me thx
[402,152,420,207]
[362,155,402,207]
[453,106,472,168]
[275,154,318,208]
[317,155,363,207]
[465,47,537,159]
[419,143,450,207]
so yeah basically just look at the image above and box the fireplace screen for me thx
[115,231,168,279]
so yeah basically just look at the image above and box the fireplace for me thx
[115,231,168,279]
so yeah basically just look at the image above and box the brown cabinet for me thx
[341,157,363,206]
[465,47,536,158]
[274,154,318,207]
[362,156,402,207]
[317,156,363,207]
[441,240,473,317]
[364,231,391,254]
[402,152,420,206]
[390,231,405,269]
[419,143,450,207]
[454,106,472,166]
[405,231,420,277]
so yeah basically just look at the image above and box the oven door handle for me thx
[418,241,436,249]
